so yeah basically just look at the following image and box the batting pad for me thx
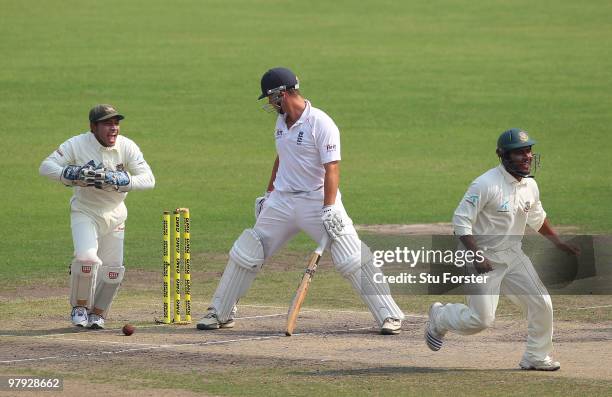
[332,237,405,325]
[93,265,125,317]
[211,229,264,322]
[70,261,101,309]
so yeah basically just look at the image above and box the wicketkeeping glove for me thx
[61,160,97,187]
[322,204,345,240]
[94,168,131,191]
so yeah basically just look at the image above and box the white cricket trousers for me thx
[71,211,125,274]
[436,244,554,361]
[254,189,352,258]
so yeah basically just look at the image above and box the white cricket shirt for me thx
[273,100,341,192]
[452,164,546,251]
[39,132,155,218]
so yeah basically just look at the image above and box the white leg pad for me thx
[211,229,264,322]
[332,237,405,325]
[70,260,101,309]
[93,266,125,318]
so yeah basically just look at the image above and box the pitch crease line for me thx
[0,325,376,364]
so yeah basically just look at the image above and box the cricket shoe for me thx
[71,306,88,327]
[196,309,235,330]
[519,356,560,371]
[87,313,105,329]
[425,302,445,351]
[381,317,402,335]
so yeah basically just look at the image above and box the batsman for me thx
[196,67,404,334]
[39,104,155,329]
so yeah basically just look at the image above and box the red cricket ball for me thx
[122,324,135,336]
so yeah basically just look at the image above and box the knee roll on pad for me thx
[212,229,264,322]
[70,260,101,309]
[332,239,405,325]
[74,249,100,265]
[93,266,125,318]
[230,229,265,272]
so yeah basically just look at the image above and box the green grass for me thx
[4,361,612,397]
[1,0,611,281]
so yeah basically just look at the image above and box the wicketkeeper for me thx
[39,104,155,329]
[196,67,405,334]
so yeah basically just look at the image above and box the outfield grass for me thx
[1,1,611,275]
[7,366,612,397]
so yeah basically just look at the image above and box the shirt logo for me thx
[275,129,284,139]
[81,265,92,273]
[465,194,479,206]
[326,144,337,152]
[497,199,510,213]
[524,201,531,213]
[56,148,64,157]
[108,272,120,279]
[297,131,304,145]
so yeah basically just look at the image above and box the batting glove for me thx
[322,204,345,240]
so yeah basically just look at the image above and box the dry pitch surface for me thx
[1,224,611,396]
[1,304,611,396]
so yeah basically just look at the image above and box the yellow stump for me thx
[161,207,192,325]
[182,209,191,322]
[162,212,171,324]
[173,210,181,323]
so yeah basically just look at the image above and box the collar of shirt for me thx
[497,164,527,186]
[88,131,118,152]
[281,99,311,129]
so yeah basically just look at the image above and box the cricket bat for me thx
[285,234,330,336]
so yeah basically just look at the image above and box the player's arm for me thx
[315,116,341,206]
[457,235,492,273]
[39,141,91,187]
[317,117,343,239]
[96,141,155,192]
[323,161,339,206]
[453,180,493,273]
[526,186,579,255]
[266,156,279,193]
[537,219,580,255]
[255,156,279,220]
[39,147,68,181]
[123,143,155,191]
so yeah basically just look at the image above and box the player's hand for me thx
[79,167,97,187]
[254,191,271,220]
[473,256,494,274]
[61,160,96,187]
[94,168,130,191]
[556,241,581,256]
[322,205,345,240]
